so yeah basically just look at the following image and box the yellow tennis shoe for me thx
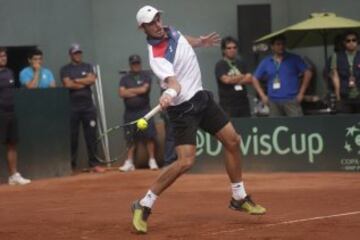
[229,195,266,215]
[131,200,151,234]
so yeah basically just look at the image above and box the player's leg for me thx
[215,122,242,183]
[150,144,196,194]
[199,91,266,215]
[131,92,201,233]
[215,122,266,215]
[132,144,196,233]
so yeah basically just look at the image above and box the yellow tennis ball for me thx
[137,118,148,130]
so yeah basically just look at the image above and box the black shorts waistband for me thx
[168,90,212,112]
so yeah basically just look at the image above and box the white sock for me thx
[149,157,156,162]
[231,182,247,200]
[140,190,158,208]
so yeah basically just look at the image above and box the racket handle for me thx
[143,105,161,120]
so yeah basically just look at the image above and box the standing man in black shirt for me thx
[60,44,106,173]
[0,47,31,185]
[215,36,266,117]
[118,55,159,172]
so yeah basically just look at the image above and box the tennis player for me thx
[132,5,266,233]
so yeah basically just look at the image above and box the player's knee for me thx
[178,156,195,172]
[224,133,241,150]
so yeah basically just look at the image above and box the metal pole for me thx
[95,65,111,167]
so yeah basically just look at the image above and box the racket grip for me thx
[143,105,161,120]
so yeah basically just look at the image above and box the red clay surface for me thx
[0,171,359,240]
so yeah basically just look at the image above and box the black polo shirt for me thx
[215,58,249,106]
[0,68,16,114]
[119,71,152,112]
[60,62,95,111]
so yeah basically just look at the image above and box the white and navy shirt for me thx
[147,27,203,106]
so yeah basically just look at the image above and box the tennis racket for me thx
[95,105,161,164]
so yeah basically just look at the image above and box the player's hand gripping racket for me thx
[95,105,161,163]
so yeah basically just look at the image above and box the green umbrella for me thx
[255,12,360,61]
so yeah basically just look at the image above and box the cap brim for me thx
[71,50,83,54]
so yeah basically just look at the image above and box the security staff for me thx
[331,31,360,113]
[0,47,31,185]
[118,55,159,172]
[60,44,105,173]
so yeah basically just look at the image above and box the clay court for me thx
[0,170,359,240]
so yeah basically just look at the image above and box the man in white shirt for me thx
[131,5,266,233]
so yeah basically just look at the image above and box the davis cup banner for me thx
[196,115,360,172]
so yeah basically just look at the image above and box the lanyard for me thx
[273,57,282,77]
[272,57,282,85]
[224,59,238,71]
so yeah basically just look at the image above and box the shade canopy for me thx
[255,13,360,52]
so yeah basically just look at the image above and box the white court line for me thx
[207,211,360,236]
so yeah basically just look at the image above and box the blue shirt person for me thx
[19,49,56,89]
[253,35,312,117]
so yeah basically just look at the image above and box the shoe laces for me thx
[244,195,256,206]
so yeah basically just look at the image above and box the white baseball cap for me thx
[136,5,163,26]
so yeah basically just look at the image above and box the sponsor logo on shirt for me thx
[82,71,87,76]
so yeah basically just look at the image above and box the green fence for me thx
[0,88,71,182]
[193,115,360,172]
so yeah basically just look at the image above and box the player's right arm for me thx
[159,76,181,109]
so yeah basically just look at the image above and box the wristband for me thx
[163,88,178,98]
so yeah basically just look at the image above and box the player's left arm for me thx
[185,32,220,48]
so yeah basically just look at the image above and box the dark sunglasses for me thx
[226,46,238,50]
[346,38,358,43]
